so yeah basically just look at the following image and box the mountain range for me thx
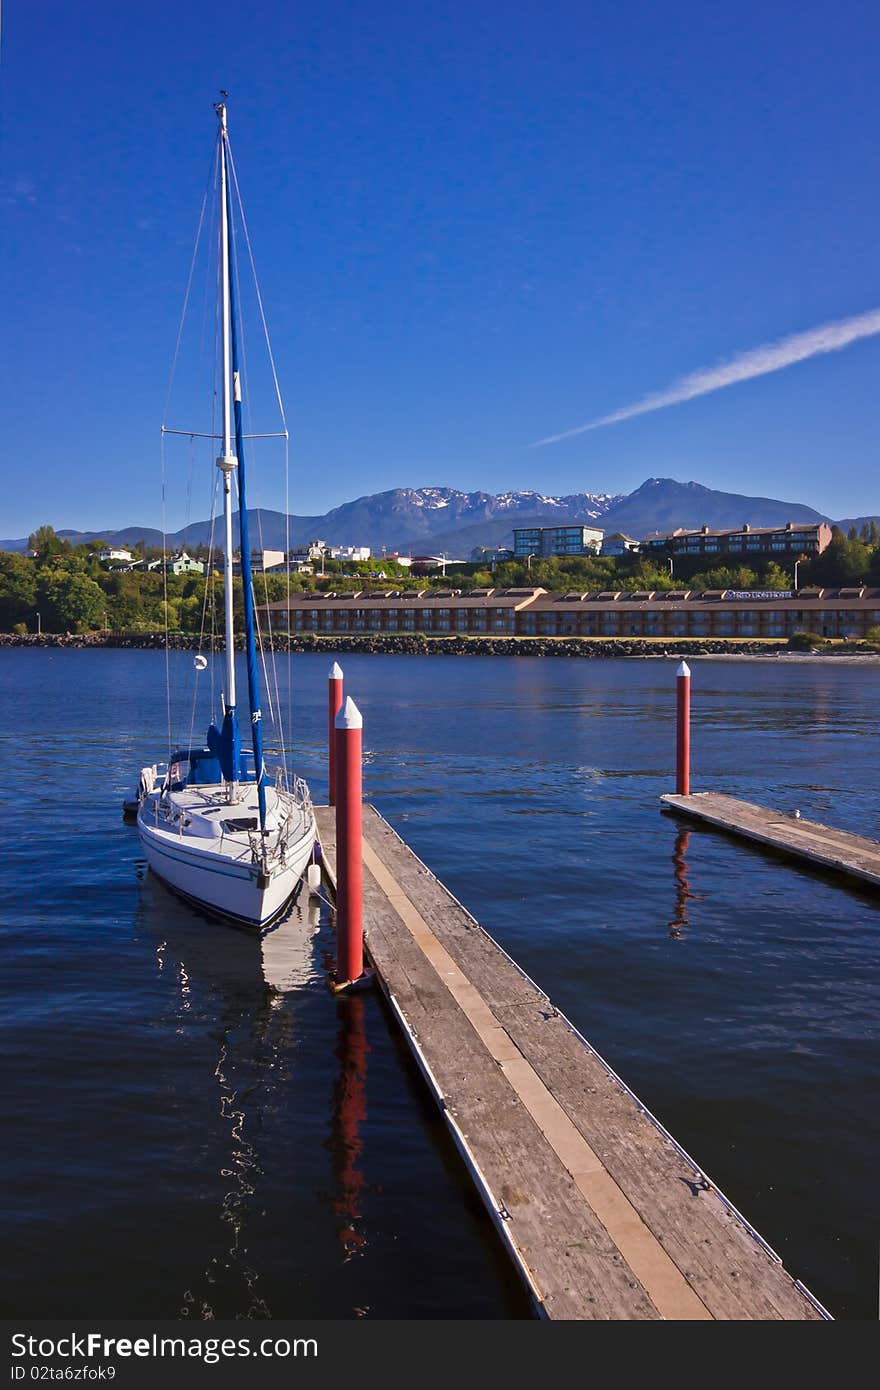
[0,477,864,557]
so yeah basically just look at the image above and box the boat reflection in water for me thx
[136,870,358,1318]
[260,901,322,993]
[141,869,322,995]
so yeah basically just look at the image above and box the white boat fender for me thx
[139,766,155,800]
[307,862,322,894]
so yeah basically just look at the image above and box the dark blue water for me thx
[1,651,877,1319]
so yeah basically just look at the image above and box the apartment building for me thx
[512,525,605,559]
[643,522,832,560]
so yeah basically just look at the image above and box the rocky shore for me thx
[0,630,864,658]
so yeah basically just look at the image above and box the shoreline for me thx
[3,631,880,662]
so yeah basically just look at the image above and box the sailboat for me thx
[136,100,316,927]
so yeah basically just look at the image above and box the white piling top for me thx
[335,695,363,730]
[676,660,691,678]
[329,661,344,680]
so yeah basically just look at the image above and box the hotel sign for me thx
[725,590,795,600]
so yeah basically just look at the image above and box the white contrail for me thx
[533,306,880,446]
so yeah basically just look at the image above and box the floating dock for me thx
[315,804,828,1321]
[661,792,880,888]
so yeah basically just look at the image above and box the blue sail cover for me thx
[182,721,224,784]
[185,748,223,784]
[173,720,244,786]
[168,731,224,785]
[219,707,242,783]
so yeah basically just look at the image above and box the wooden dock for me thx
[315,804,829,1320]
[661,791,880,888]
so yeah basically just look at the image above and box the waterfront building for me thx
[513,525,605,559]
[259,585,880,641]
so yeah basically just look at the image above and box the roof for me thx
[644,522,829,542]
[525,587,880,613]
[512,522,604,531]
[260,586,548,613]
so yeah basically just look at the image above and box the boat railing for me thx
[271,766,313,813]
[292,775,312,813]
[138,762,168,807]
[242,772,314,871]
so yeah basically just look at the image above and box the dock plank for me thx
[315,804,826,1320]
[661,791,880,888]
[492,999,811,1321]
[358,812,819,1321]
[321,820,663,1318]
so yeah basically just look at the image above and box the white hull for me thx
[137,781,316,928]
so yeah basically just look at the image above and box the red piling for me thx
[328,661,344,805]
[676,660,691,795]
[334,695,364,987]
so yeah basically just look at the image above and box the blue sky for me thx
[2,0,879,534]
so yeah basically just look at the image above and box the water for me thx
[1,650,877,1319]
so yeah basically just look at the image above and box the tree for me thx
[688,565,758,591]
[0,552,37,628]
[629,559,675,590]
[868,547,880,586]
[761,562,792,590]
[38,569,105,631]
[27,524,70,563]
[805,536,871,586]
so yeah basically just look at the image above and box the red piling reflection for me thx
[331,994,369,1259]
[669,826,695,939]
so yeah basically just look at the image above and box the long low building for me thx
[258,585,880,640]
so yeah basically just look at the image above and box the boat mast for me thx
[222,113,269,835]
[215,100,238,725]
